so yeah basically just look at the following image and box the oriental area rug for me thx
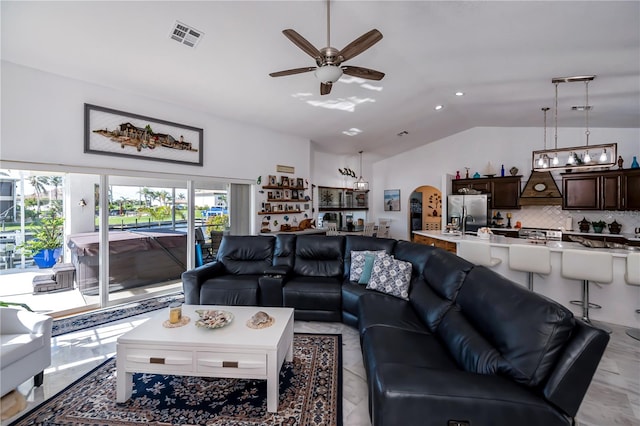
[52,293,185,337]
[9,333,342,426]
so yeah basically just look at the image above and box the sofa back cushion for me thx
[217,235,274,275]
[410,249,473,332]
[273,234,296,268]
[293,235,344,277]
[455,266,575,387]
[393,241,435,276]
[344,236,397,281]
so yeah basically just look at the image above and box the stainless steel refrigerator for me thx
[447,194,490,233]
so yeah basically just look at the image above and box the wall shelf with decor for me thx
[258,174,313,232]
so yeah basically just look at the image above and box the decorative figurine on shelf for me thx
[483,162,497,177]
[473,172,481,178]
[500,164,505,177]
[506,212,512,228]
[509,166,518,176]
[618,155,624,169]
[465,167,470,179]
[632,156,640,169]
[608,220,622,234]
[455,171,461,179]
[578,217,590,233]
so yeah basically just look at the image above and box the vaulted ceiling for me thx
[2,1,639,158]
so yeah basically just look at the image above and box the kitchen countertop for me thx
[489,227,640,241]
[413,230,635,257]
[259,228,326,236]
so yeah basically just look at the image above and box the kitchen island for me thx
[413,230,638,328]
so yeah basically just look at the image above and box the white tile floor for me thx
[2,311,638,426]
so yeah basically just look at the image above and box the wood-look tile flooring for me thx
[2,314,638,426]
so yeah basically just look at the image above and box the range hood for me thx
[519,171,562,206]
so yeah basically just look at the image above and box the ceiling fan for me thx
[269,0,385,95]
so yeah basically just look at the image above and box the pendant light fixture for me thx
[354,151,369,191]
[537,107,550,168]
[532,75,617,171]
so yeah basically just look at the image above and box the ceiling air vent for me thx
[170,21,203,48]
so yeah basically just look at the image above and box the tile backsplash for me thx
[500,205,640,235]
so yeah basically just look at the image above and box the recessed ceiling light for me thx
[455,92,464,96]
[435,105,444,111]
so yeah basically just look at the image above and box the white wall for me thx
[1,61,310,184]
[371,127,640,240]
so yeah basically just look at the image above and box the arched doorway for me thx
[408,185,442,240]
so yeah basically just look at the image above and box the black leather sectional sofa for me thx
[182,234,609,426]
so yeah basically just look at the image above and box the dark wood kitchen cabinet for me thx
[562,169,640,210]
[562,174,600,209]
[452,176,521,209]
[491,177,522,209]
[624,169,640,210]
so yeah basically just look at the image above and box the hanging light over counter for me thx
[354,150,369,191]
[532,75,617,172]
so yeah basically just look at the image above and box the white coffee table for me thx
[116,305,294,413]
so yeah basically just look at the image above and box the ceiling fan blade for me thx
[321,82,332,95]
[269,67,316,78]
[282,29,322,60]
[339,29,383,62]
[342,66,385,81]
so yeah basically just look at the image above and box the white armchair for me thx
[1,307,52,396]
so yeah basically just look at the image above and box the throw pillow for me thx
[358,253,377,284]
[350,250,386,282]
[366,254,412,300]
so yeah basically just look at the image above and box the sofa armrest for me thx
[182,262,226,304]
[0,308,52,336]
[541,319,609,417]
[258,275,285,307]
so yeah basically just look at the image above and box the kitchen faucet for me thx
[460,206,477,234]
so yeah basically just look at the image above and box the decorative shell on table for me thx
[194,310,233,329]
[246,311,275,329]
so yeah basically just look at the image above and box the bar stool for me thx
[508,244,551,292]
[561,249,612,332]
[624,252,640,341]
[458,240,501,267]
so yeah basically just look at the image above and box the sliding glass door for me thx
[0,167,231,316]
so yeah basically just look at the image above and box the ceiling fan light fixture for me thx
[315,65,343,84]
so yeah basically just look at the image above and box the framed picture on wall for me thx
[284,189,291,200]
[291,190,299,199]
[281,176,290,187]
[268,175,277,186]
[84,104,203,166]
[384,189,401,211]
[264,203,272,213]
[296,178,304,188]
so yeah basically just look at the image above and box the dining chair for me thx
[377,219,390,238]
[363,222,376,237]
[326,223,339,236]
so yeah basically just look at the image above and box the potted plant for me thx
[19,211,64,268]
[591,220,606,233]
